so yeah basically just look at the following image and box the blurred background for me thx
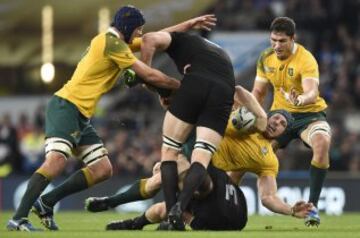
[0,0,359,213]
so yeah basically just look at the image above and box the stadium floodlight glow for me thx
[41,62,55,83]
[41,5,54,83]
[98,7,110,33]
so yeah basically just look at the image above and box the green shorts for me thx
[45,95,102,147]
[275,111,327,148]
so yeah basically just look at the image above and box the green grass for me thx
[1,211,360,238]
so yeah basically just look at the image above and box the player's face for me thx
[270,31,294,60]
[264,113,287,139]
[129,26,143,43]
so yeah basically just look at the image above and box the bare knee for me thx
[87,157,113,182]
[153,202,167,220]
[161,146,180,161]
[39,152,67,178]
[311,134,331,165]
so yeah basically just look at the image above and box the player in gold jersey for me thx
[7,5,216,232]
[85,86,313,223]
[252,17,332,227]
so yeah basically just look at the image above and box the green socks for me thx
[107,179,158,208]
[13,173,50,220]
[309,164,328,207]
[41,169,89,207]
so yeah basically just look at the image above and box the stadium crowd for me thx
[0,0,359,178]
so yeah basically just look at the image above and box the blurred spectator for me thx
[0,114,21,176]
[19,122,45,174]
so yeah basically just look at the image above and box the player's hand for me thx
[254,116,267,132]
[122,69,143,88]
[280,88,304,106]
[291,201,314,218]
[188,14,217,31]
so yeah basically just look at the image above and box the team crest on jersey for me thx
[261,146,268,155]
[288,68,294,77]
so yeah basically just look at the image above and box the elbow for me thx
[252,89,265,103]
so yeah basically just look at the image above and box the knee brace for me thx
[45,137,73,159]
[194,140,217,155]
[77,144,108,165]
[162,135,183,151]
[307,121,332,146]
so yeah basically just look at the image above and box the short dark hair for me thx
[270,17,296,36]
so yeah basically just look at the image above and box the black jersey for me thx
[189,165,248,231]
[166,32,234,86]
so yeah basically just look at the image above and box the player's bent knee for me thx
[87,156,113,181]
[307,121,332,147]
[39,154,67,178]
[154,202,167,220]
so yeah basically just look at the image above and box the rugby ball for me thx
[231,106,256,132]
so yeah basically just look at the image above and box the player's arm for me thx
[141,31,172,66]
[284,54,320,106]
[251,79,269,107]
[290,78,319,106]
[258,175,313,218]
[131,59,180,89]
[160,14,216,33]
[234,85,267,132]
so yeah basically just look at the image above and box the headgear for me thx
[268,109,294,130]
[111,5,145,43]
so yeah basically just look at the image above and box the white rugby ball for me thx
[231,106,256,132]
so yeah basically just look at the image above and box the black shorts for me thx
[189,165,248,230]
[168,74,234,136]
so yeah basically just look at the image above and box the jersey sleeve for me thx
[300,52,319,81]
[129,37,142,52]
[105,37,138,69]
[255,50,270,82]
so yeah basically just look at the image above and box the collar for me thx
[291,43,298,55]
[107,27,120,38]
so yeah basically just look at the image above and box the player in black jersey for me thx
[105,164,248,231]
[141,31,235,230]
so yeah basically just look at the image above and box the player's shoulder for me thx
[257,47,275,69]
[259,47,275,61]
[296,43,317,62]
[104,31,130,54]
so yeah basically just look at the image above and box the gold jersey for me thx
[212,112,278,177]
[256,43,327,113]
[56,28,138,118]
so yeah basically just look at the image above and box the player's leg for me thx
[175,126,222,212]
[161,110,194,215]
[86,155,191,212]
[106,202,166,230]
[8,149,68,231]
[7,96,74,231]
[301,120,331,226]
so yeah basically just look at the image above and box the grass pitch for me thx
[1,211,359,238]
